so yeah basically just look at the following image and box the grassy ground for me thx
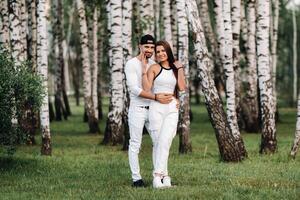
[1,99,299,200]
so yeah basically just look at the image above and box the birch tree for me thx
[76,0,99,133]
[171,0,178,56]
[214,0,247,156]
[140,0,154,35]
[154,0,160,39]
[54,0,68,121]
[197,0,224,94]
[103,0,125,144]
[257,0,277,153]
[162,0,173,48]
[290,92,300,158]
[176,0,192,153]
[242,0,259,132]
[0,0,10,49]
[231,0,242,127]
[9,0,26,64]
[292,2,297,104]
[91,6,99,130]
[186,0,245,161]
[270,0,280,108]
[122,0,132,150]
[37,0,51,155]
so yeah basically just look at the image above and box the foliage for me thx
[0,48,44,155]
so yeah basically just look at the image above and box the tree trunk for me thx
[76,0,99,133]
[103,0,124,145]
[215,0,247,157]
[176,0,192,154]
[292,4,297,105]
[0,0,10,49]
[231,0,243,129]
[257,0,277,154]
[240,0,248,46]
[140,0,154,35]
[186,0,245,162]
[171,0,178,57]
[122,0,132,150]
[154,0,160,39]
[242,0,259,133]
[162,0,173,48]
[91,6,99,133]
[9,0,26,64]
[290,92,300,158]
[37,0,51,156]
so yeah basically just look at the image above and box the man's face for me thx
[139,44,155,58]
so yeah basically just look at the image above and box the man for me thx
[125,35,173,187]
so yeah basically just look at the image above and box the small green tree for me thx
[0,48,44,155]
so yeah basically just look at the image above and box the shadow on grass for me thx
[0,157,38,172]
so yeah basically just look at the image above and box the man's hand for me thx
[141,52,147,74]
[155,93,173,104]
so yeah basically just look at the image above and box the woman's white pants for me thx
[149,99,178,176]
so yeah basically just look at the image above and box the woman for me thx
[141,40,186,188]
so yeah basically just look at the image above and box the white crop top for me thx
[152,64,177,94]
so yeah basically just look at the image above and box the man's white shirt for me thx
[125,57,156,107]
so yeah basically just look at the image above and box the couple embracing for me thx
[125,34,186,189]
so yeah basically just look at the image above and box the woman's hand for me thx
[173,60,184,69]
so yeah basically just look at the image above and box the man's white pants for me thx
[149,99,178,176]
[128,106,150,181]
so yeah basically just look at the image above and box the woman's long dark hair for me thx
[155,40,178,80]
[155,40,178,96]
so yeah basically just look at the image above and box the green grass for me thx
[1,99,299,200]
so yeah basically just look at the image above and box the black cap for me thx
[140,34,155,45]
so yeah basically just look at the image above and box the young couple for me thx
[125,34,186,188]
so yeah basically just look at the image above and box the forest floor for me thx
[0,98,299,199]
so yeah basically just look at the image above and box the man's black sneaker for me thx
[132,179,146,187]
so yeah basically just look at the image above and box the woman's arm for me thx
[142,64,159,92]
[174,61,186,91]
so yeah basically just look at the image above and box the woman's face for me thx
[156,45,168,62]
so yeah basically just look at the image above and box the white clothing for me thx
[125,57,156,107]
[125,57,155,181]
[149,64,178,177]
[153,65,177,94]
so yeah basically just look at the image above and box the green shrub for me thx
[0,49,44,155]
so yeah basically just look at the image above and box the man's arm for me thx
[125,61,173,104]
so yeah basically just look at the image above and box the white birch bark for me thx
[177,0,192,153]
[185,0,245,161]
[154,0,160,39]
[162,0,173,48]
[0,0,10,48]
[76,0,99,132]
[271,0,279,110]
[240,0,248,44]
[103,0,124,144]
[292,3,297,104]
[27,0,37,71]
[122,0,132,149]
[20,0,27,59]
[257,0,277,153]
[92,7,99,121]
[37,0,51,155]
[231,0,242,128]
[140,0,154,35]
[215,0,240,138]
[9,0,26,64]
[290,92,300,158]
[243,0,259,132]
[171,0,178,57]
[62,1,75,94]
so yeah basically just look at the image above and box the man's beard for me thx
[145,53,152,59]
